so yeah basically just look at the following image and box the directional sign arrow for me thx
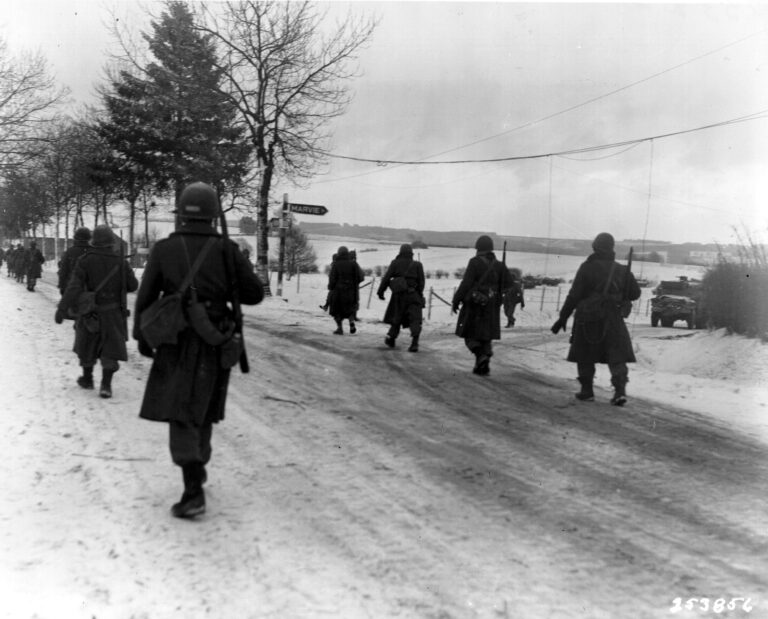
[288,203,328,216]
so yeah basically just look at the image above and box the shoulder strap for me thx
[477,256,495,287]
[602,261,617,295]
[179,237,217,294]
[93,264,119,293]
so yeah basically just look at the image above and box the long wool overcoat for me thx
[133,223,264,426]
[59,246,139,363]
[377,252,425,327]
[452,252,513,341]
[25,247,45,279]
[58,240,90,293]
[327,254,364,320]
[558,251,641,364]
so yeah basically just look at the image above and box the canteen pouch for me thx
[470,288,493,306]
[620,300,632,319]
[139,293,187,349]
[82,313,100,334]
[76,291,97,317]
[187,299,232,346]
[220,332,243,370]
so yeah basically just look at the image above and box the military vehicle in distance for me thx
[650,277,705,329]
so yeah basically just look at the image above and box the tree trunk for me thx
[256,165,274,296]
[128,198,137,263]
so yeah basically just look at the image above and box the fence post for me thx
[540,287,546,311]
[367,276,375,309]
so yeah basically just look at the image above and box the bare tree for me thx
[197,1,376,289]
[0,37,68,173]
[37,119,81,258]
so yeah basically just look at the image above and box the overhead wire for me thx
[313,28,767,186]
[396,28,768,162]
[324,110,768,166]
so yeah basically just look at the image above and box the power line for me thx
[324,111,768,165]
[410,28,768,161]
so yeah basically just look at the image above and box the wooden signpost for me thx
[276,195,328,296]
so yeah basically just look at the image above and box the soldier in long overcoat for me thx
[376,244,425,352]
[58,227,92,294]
[12,244,25,282]
[24,240,45,291]
[327,246,364,334]
[452,235,513,375]
[133,182,264,519]
[551,232,641,405]
[56,225,138,397]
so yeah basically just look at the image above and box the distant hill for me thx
[299,222,734,264]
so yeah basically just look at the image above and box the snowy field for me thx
[1,236,766,619]
[268,236,768,437]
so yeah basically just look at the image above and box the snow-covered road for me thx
[1,271,766,619]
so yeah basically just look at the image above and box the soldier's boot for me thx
[77,366,94,390]
[575,378,595,401]
[385,329,396,348]
[408,335,419,353]
[333,320,343,335]
[99,369,115,399]
[171,463,206,519]
[610,377,627,407]
[472,350,491,376]
[349,320,357,334]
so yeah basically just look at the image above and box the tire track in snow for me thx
[228,317,768,617]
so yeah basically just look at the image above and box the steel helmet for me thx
[176,182,220,220]
[475,235,494,252]
[592,232,615,253]
[91,225,115,248]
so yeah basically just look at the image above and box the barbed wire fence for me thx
[425,284,655,320]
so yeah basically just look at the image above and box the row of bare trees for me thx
[0,1,375,287]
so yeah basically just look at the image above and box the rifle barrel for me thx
[219,207,249,373]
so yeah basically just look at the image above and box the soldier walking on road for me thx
[13,244,25,283]
[56,225,138,398]
[24,240,45,291]
[327,246,364,335]
[452,235,513,375]
[58,227,92,295]
[376,243,425,352]
[502,267,525,327]
[133,182,264,519]
[550,232,641,405]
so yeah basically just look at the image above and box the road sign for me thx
[288,203,328,216]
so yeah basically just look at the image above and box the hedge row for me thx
[702,261,768,339]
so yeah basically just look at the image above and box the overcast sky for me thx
[2,1,767,244]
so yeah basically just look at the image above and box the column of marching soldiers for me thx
[3,182,640,520]
[2,240,45,291]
